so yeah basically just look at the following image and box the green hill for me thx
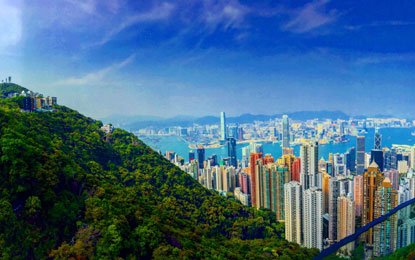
[0,97,318,259]
[0,82,29,96]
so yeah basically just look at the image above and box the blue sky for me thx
[1,0,415,119]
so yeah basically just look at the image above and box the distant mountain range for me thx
[101,110,394,130]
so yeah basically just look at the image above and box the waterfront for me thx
[140,127,415,162]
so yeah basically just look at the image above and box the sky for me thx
[1,0,415,119]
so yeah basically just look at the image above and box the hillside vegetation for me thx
[0,96,318,259]
[0,82,28,96]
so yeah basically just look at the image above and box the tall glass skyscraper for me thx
[371,149,384,172]
[374,127,382,150]
[346,147,356,173]
[227,137,237,168]
[356,136,366,175]
[197,146,205,169]
[220,112,227,144]
[282,115,290,148]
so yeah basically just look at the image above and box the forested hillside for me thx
[0,83,28,96]
[0,96,318,259]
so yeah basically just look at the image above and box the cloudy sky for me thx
[1,0,415,119]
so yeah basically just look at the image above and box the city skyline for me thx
[1,0,415,118]
[158,109,415,256]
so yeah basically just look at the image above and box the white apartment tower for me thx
[284,181,303,245]
[303,187,323,250]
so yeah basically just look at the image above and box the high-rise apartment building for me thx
[284,181,302,245]
[328,175,350,242]
[303,187,323,250]
[322,172,331,214]
[273,164,290,221]
[410,145,415,170]
[292,158,301,182]
[300,141,319,190]
[354,175,364,217]
[337,195,355,253]
[250,152,263,207]
[373,177,398,257]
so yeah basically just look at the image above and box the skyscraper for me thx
[356,136,366,175]
[333,153,346,176]
[322,172,331,214]
[362,161,384,245]
[410,145,415,170]
[328,175,350,243]
[282,115,290,148]
[284,181,302,245]
[250,142,263,154]
[220,112,227,144]
[345,147,356,174]
[373,177,398,257]
[300,141,319,190]
[258,162,270,209]
[227,137,237,168]
[250,152,263,208]
[197,145,205,169]
[239,172,250,195]
[354,175,364,217]
[337,195,355,253]
[241,146,250,168]
[374,127,382,150]
[189,150,195,162]
[228,125,238,139]
[272,164,290,221]
[303,187,323,250]
[292,158,301,182]
[371,149,384,172]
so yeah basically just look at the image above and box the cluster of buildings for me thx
[137,111,414,148]
[19,91,57,111]
[1,81,57,111]
[162,113,415,257]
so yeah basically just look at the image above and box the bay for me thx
[139,128,415,162]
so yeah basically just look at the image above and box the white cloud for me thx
[55,54,136,86]
[92,2,175,47]
[0,0,22,50]
[202,0,249,31]
[281,0,338,33]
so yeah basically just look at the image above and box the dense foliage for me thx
[0,97,318,259]
[380,243,415,260]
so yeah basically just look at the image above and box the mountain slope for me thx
[0,82,29,96]
[0,97,317,259]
